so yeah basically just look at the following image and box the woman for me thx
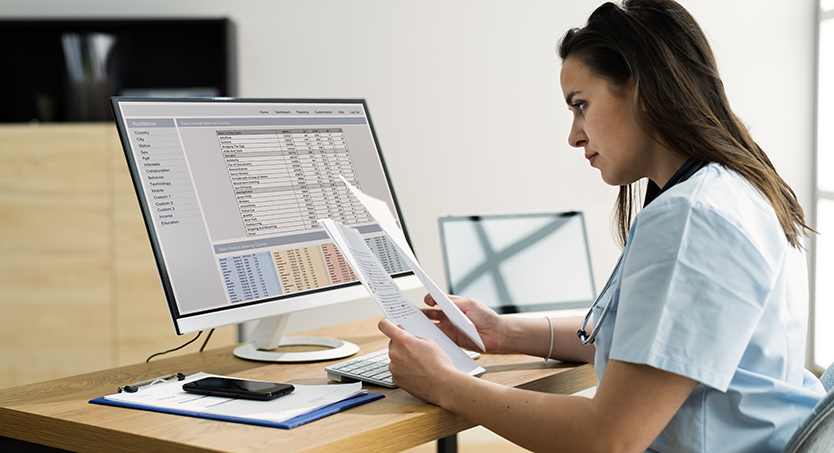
[378,1,826,452]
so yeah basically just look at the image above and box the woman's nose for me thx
[568,122,588,148]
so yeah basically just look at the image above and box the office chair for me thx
[782,365,834,453]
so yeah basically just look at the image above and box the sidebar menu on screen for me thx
[128,118,201,229]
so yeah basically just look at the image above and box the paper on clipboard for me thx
[339,176,485,352]
[100,372,367,425]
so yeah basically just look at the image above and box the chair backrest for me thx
[782,366,834,453]
[820,366,834,394]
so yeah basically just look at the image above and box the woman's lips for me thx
[585,153,598,166]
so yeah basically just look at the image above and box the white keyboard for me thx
[325,348,481,388]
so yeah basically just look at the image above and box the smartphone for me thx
[182,377,294,401]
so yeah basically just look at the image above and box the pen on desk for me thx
[118,372,186,393]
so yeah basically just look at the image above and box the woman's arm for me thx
[379,318,696,453]
[500,315,595,363]
[422,294,594,363]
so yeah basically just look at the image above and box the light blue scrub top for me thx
[591,163,825,453]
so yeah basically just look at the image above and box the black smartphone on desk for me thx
[182,377,294,401]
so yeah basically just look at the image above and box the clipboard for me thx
[90,372,384,429]
[89,391,383,429]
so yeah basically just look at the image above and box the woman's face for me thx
[559,57,664,187]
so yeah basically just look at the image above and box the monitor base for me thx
[233,336,360,362]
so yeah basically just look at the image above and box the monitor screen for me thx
[438,212,595,314]
[111,98,417,360]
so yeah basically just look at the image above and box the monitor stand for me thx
[233,314,360,362]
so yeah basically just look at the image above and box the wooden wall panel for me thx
[0,124,114,388]
[0,124,237,390]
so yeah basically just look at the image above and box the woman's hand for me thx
[377,318,462,404]
[422,294,505,353]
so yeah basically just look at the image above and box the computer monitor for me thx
[111,97,418,362]
[438,212,595,315]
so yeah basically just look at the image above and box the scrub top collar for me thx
[644,158,709,207]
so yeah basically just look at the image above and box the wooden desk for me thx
[0,317,596,453]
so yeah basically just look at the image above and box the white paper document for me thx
[318,219,484,378]
[338,175,485,352]
[104,372,365,424]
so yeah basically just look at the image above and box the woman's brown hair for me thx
[558,0,813,248]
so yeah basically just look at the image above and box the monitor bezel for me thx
[111,97,417,335]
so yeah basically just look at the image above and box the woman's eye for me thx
[572,102,585,113]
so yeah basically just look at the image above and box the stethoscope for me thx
[576,253,623,345]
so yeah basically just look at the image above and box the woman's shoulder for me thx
[635,163,789,264]
[646,163,774,223]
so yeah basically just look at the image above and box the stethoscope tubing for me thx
[577,253,623,345]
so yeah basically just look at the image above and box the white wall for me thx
[2,1,817,332]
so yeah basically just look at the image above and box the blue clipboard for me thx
[89,391,383,429]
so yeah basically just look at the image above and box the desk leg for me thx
[437,434,457,453]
